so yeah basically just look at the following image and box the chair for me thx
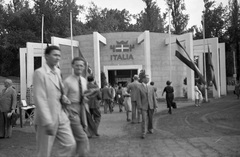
[21,100,35,126]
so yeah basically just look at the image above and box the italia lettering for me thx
[110,54,134,60]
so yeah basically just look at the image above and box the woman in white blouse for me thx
[194,82,202,106]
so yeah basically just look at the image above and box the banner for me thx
[175,39,206,85]
[78,47,93,77]
[207,45,217,90]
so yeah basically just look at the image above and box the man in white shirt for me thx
[64,57,90,157]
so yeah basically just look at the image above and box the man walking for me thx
[138,74,158,139]
[87,75,101,136]
[0,79,17,138]
[127,75,141,123]
[64,57,90,156]
[102,83,113,113]
[33,45,76,157]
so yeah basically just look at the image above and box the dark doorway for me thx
[34,57,42,70]
[108,69,138,86]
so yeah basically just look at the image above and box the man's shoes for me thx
[95,133,100,136]
[141,135,145,139]
[127,119,131,122]
[148,130,153,134]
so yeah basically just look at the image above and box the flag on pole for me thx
[78,47,92,78]
[175,39,206,85]
[207,45,217,90]
[70,11,92,77]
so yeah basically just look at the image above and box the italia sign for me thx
[110,41,134,60]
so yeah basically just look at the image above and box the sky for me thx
[76,0,228,28]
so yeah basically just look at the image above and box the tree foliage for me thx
[33,0,83,43]
[165,0,189,34]
[203,0,227,42]
[227,0,240,79]
[190,0,228,42]
[85,2,132,33]
[134,0,164,32]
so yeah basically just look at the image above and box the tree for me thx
[165,0,189,34]
[85,2,132,33]
[135,0,165,32]
[103,8,131,31]
[203,0,227,42]
[0,0,38,77]
[33,0,83,42]
[0,0,84,77]
[1,0,38,48]
[227,0,240,80]
[0,2,7,46]
[0,46,14,76]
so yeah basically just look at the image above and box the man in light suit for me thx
[127,75,141,123]
[0,79,17,138]
[138,74,158,139]
[33,46,76,157]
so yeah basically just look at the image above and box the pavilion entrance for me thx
[108,69,138,86]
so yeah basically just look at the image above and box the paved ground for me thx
[0,93,240,157]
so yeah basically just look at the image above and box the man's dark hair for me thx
[87,75,94,82]
[71,57,85,65]
[45,45,60,55]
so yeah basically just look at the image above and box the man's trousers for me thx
[36,113,76,157]
[131,101,141,123]
[141,108,154,136]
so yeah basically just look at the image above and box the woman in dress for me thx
[162,81,174,114]
[194,82,202,106]
[122,82,131,121]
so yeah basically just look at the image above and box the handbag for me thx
[171,101,177,109]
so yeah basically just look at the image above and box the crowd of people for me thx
[29,45,175,156]
[2,45,239,156]
[0,45,173,157]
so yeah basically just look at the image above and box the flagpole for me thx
[233,47,237,83]
[169,9,172,81]
[70,10,73,60]
[41,14,44,66]
[202,10,208,102]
